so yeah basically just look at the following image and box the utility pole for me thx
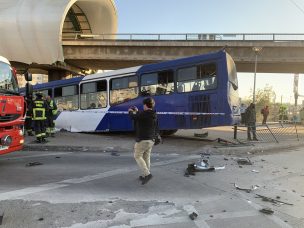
[252,47,262,103]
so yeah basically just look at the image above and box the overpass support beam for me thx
[48,70,71,81]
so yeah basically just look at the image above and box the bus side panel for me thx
[95,98,143,132]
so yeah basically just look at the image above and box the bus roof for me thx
[82,50,227,80]
[32,76,84,90]
[0,56,10,65]
[139,50,227,73]
[83,66,141,81]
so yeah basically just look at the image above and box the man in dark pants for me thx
[261,105,269,124]
[32,93,48,143]
[128,98,158,185]
[245,103,258,141]
[25,94,34,136]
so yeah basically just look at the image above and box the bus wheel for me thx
[161,130,178,136]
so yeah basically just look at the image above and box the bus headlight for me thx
[1,135,12,146]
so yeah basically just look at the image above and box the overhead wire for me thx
[287,0,304,15]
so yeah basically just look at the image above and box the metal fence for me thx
[62,33,304,41]
[236,123,304,143]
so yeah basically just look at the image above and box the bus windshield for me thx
[0,61,18,94]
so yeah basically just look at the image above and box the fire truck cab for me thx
[0,56,26,155]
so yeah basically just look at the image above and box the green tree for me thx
[245,85,277,122]
[255,85,276,107]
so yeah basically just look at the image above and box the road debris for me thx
[256,194,293,206]
[234,183,259,193]
[25,162,43,167]
[0,212,3,225]
[251,170,260,173]
[194,132,208,138]
[38,218,44,221]
[185,157,225,176]
[111,152,120,156]
[237,157,253,165]
[189,212,198,220]
[259,208,274,215]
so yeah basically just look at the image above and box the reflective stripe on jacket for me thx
[49,100,58,116]
[33,100,47,120]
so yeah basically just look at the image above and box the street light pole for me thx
[252,47,262,103]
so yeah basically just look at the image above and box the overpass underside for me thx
[63,40,304,74]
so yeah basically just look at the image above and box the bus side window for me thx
[54,85,79,111]
[177,63,217,93]
[140,70,174,96]
[177,83,184,93]
[80,80,107,109]
[110,76,138,106]
[192,81,201,91]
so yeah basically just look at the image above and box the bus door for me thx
[177,62,218,128]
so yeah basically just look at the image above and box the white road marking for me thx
[0,155,199,200]
[0,152,73,161]
[239,192,293,228]
[183,204,210,228]
[0,183,68,200]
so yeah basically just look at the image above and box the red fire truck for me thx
[0,56,30,155]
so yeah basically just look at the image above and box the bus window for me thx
[227,54,238,90]
[141,70,174,96]
[54,85,78,111]
[110,75,138,105]
[80,80,107,109]
[177,63,217,93]
[35,89,52,98]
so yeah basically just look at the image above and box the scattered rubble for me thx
[0,212,3,225]
[25,162,43,167]
[236,158,253,165]
[256,194,293,206]
[234,183,259,193]
[194,132,208,138]
[189,212,198,220]
[259,208,274,215]
[111,152,120,156]
[185,156,225,176]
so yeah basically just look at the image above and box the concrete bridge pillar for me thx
[48,70,71,81]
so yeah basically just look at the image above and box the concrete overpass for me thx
[62,33,304,74]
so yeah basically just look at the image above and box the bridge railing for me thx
[62,33,304,41]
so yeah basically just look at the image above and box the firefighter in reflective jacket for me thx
[46,95,58,137]
[32,92,48,143]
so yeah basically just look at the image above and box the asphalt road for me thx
[0,139,304,228]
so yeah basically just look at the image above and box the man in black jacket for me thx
[129,98,157,185]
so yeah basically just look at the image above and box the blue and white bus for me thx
[30,50,240,134]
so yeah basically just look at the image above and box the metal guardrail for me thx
[235,123,304,143]
[62,33,304,41]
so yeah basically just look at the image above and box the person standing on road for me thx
[244,103,258,141]
[128,98,158,185]
[240,103,247,125]
[32,92,48,143]
[25,94,34,136]
[261,105,269,125]
[46,95,58,137]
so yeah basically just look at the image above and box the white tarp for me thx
[0,0,117,64]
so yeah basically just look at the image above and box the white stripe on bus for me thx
[88,111,226,116]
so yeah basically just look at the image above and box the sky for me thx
[114,0,304,104]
